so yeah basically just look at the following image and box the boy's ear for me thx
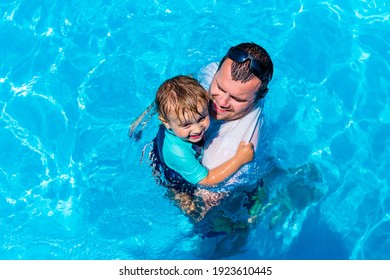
[158,116,171,130]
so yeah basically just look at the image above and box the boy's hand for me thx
[235,141,254,164]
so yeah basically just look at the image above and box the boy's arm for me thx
[129,101,156,140]
[198,141,254,186]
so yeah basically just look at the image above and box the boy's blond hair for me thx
[156,75,209,124]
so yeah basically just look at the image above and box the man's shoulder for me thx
[197,62,219,90]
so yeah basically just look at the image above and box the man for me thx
[200,42,273,166]
[194,42,274,227]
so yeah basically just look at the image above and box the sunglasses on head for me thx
[226,47,268,80]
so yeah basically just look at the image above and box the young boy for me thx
[150,75,254,217]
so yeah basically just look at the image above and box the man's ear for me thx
[258,88,268,99]
[158,116,171,130]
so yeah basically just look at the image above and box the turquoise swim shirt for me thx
[161,129,208,184]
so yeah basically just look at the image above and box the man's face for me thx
[209,59,262,121]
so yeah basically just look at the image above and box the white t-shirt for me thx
[197,62,263,188]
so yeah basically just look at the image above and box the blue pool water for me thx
[0,0,389,260]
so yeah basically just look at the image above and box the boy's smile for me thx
[161,102,210,144]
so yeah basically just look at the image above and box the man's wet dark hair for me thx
[219,42,273,99]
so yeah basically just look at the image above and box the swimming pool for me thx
[0,0,389,260]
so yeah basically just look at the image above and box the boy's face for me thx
[161,102,210,144]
